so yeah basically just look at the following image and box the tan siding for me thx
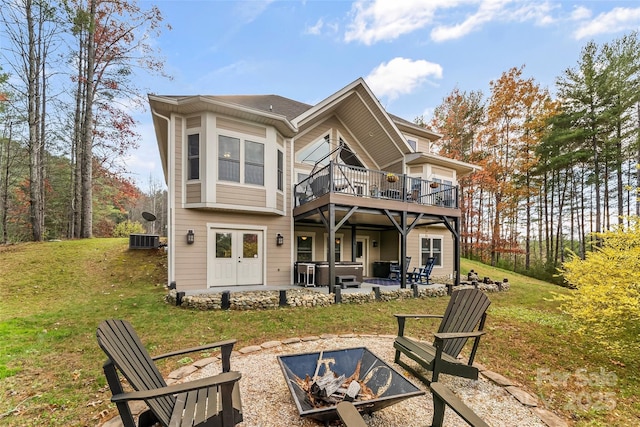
[173,208,292,291]
[404,132,431,153]
[407,227,454,278]
[186,183,201,203]
[216,184,266,207]
[276,192,283,211]
[409,165,423,175]
[217,117,267,138]
[186,116,201,129]
[295,121,334,155]
[432,166,454,178]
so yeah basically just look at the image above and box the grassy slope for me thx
[0,240,637,426]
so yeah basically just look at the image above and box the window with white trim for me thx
[420,235,443,267]
[277,150,284,191]
[187,133,200,180]
[296,234,313,262]
[245,140,264,185]
[218,135,264,185]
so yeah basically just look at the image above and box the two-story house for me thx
[149,78,479,293]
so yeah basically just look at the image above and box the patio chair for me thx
[97,319,243,427]
[410,256,436,285]
[336,385,489,427]
[393,288,490,384]
[388,256,411,280]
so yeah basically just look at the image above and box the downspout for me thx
[151,108,174,288]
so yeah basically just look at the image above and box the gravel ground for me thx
[186,335,547,427]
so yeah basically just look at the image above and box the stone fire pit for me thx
[277,347,424,423]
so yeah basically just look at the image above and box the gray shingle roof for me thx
[210,95,313,121]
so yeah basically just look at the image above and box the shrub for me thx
[112,220,146,237]
[558,217,640,356]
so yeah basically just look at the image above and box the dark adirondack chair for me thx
[97,319,243,427]
[388,256,411,280]
[336,384,489,427]
[411,256,436,285]
[393,288,490,384]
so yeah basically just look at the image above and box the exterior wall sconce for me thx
[186,229,195,245]
[276,233,284,246]
[373,240,378,247]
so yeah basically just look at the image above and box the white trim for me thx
[418,233,444,268]
[355,236,370,276]
[295,231,315,262]
[207,223,268,287]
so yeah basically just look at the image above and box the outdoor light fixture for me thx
[276,233,284,246]
[186,229,195,245]
[373,240,378,247]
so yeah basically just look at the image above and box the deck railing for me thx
[294,162,458,209]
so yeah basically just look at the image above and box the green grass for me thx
[0,239,638,426]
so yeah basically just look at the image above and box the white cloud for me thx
[344,0,454,45]
[305,18,324,35]
[365,57,443,101]
[570,6,592,21]
[431,0,506,42]
[573,7,640,40]
[431,1,556,42]
[344,0,559,44]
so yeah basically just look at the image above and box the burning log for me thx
[293,355,378,408]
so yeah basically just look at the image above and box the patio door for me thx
[209,228,263,286]
[356,236,369,276]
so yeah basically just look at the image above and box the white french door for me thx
[209,228,263,286]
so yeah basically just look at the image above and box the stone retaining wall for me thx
[166,281,509,311]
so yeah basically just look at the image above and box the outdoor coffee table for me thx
[277,347,424,424]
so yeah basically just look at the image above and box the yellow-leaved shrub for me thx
[559,217,640,356]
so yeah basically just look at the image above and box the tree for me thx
[430,87,484,259]
[560,217,640,356]
[0,0,60,241]
[66,0,169,238]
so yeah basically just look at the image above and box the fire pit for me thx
[277,347,424,423]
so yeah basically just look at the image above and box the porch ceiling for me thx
[293,193,459,230]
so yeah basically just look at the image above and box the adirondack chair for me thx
[388,256,411,280]
[410,256,436,285]
[97,319,243,427]
[336,385,489,427]
[393,288,490,384]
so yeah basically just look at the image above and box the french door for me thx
[209,228,263,286]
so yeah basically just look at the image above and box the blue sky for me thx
[128,0,640,190]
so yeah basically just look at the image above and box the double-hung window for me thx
[277,150,284,191]
[296,235,313,262]
[245,140,264,185]
[420,236,443,267]
[218,135,240,182]
[187,133,200,180]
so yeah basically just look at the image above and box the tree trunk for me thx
[26,0,44,241]
[80,0,96,238]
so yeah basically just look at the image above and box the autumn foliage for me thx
[559,217,640,355]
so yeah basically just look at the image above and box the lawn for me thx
[0,239,637,426]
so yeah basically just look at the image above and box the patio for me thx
[175,335,553,427]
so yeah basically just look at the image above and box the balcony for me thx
[294,162,458,210]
